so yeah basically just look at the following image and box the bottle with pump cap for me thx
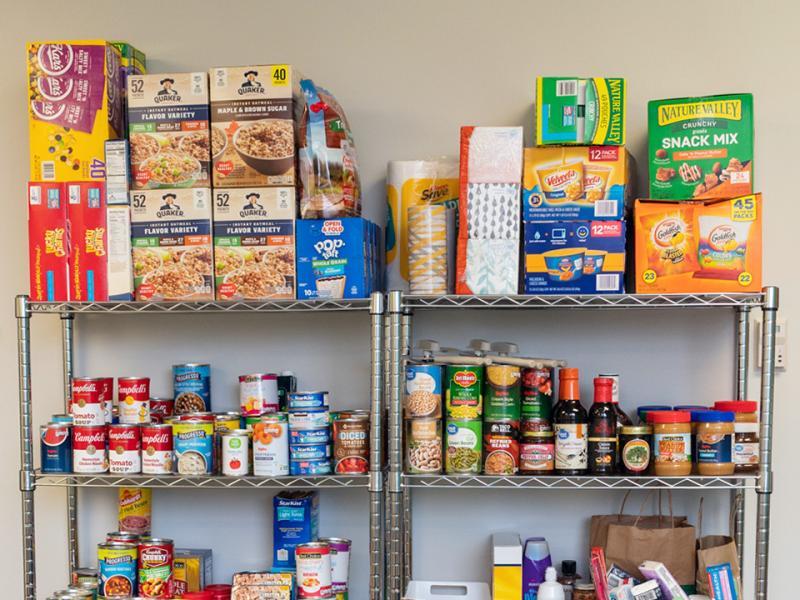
[589,377,618,475]
[553,368,588,476]
[538,566,566,600]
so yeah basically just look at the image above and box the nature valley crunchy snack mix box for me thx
[634,194,762,293]
[648,94,753,200]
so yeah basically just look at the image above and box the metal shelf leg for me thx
[61,314,79,574]
[400,309,412,590]
[733,306,750,573]
[387,291,404,600]
[17,296,36,600]
[369,293,385,600]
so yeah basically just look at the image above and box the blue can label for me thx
[288,410,330,430]
[41,424,72,472]
[289,428,331,445]
[405,364,443,418]
[173,364,211,414]
[98,544,138,597]
[172,421,214,474]
[290,443,331,460]
[697,433,733,464]
[290,458,332,475]
[288,391,328,410]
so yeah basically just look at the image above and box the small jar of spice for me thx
[648,411,692,477]
[714,401,760,474]
[573,583,596,600]
[619,425,653,476]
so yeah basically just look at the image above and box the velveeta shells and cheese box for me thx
[633,194,762,293]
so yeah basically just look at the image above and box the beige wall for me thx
[1,0,797,597]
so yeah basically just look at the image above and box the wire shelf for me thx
[403,474,757,490]
[35,472,369,489]
[26,299,373,315]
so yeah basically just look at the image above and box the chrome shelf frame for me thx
[403,474,758,490]
[34,472,369,489]
[28,298,372,314]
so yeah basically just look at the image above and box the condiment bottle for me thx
[538,566,566,600]
[554,368,588,476]
[588,377,617,475]
[558,559,581,600]
[597,373,632,429]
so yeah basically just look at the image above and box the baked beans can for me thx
[253,415,289,476]
[290,427,331,445]
[172,419,214,475]
[240,373,279,415]
[290,458,332,475]
[73,425,108,473]
[445,365,483,420]
[108,424,142,474]
[405,364,443,419]
[141,424,173,474]
[521,367,554,420]
[119,487,152,535]
[99,377,115,424]
[41,422,72,472]
[295,542,332,598]
[222,429,250,476]
[333,416,369,474]
[485,365,521,422]
[98,542,138,598]
[289,409,330,430]
[71,377,106,426]
[52,413,74,424]
[288,391,328,411]
[148,398,174,424]
[138,537,174,598]
[405,418,442,474]
[445,419,482,475]
[520,431,555,474]
[320,537,351,596]
[173,363,211,414]
[116,377,150,424]
[107,531,140,544]
[483,420,519,475]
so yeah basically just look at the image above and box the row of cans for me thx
[97,535,174,598]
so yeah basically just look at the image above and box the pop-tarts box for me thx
[273,491,319,569]
[524,221,626,294]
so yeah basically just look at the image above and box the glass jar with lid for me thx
[619,425,653,476]
[714,400,759,474]
[693,410,735,476]
[647,411,692,477]
[573,583,597,600]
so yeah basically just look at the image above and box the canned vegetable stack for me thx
[404,363,444,475]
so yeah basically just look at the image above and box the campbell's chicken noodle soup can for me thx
[41,422,72,472]
[73,425,108,473]
[71,377,106,426]
[118,377,151,424]
[141,424,173,474]
[148,397,174,424]
[240,373,279,415]
[253,415,289,476]
[109,424,142,474]
[333,416,369,474]
[138,537,174,598]
[296,542,332,598]
[99,377,114,423]
[319,537,351,596]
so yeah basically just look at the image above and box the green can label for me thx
[521,368,553,420]
[484,365,521,421]
[445,419,482,474]
[445,365,483,420]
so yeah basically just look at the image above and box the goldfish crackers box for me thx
[634,194,762,293]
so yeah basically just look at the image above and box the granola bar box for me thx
[127,72,210,190]
[209,64,301,188]
[213,187,296,300]
[27,41,124,182]
[648,94,754,200]
[28,182,68,301]
[130,187,213,301]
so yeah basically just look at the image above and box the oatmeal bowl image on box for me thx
[138,152,203,189]
[543,248,586,282]
[210,126,228,162]
[582,250,607,275]
[232,119,295,176]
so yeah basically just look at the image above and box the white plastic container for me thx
[403,581,490,600]
[537,567,565,600]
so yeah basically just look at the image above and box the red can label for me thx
[71,378,105,426]
[73,425,108,473]
[138,540,173,598]
[109,425,141,474]
[99,377,114,424]
[483,421,519,475]
[333,418,369,474]
[118,377,151,424]
[141,425,173,474]
[149,398,174,424]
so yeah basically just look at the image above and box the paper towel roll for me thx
[408,204,450,295]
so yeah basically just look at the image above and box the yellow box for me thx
[27,40,124,181]
[493,565,522,600]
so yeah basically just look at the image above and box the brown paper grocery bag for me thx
[696,498,742,595]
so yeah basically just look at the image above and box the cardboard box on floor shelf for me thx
[130,188,213,301]
[213,187,296,300]
[524,221,626,294]
[536,77,626,146]
[27,40,125,182]
[492,533,522,600]
[522,146,635,222]
[28,182,68,301]
[648,93,754,200]
[633,194,762,293]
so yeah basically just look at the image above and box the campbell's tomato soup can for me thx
[138,537,174,598]
[71,377,106,426]
[141,424,173,474]
[118,377,151,424]
[41,423,72,472]
[296,542,332,598]
[149,398,174,424]
[73,425,108,473]
[99,377,114,424]
[109,424,142,474]
[240,373,279,416]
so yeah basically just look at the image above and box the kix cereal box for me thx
[523,146,635,221]
[28,182,68,301]
[536,77,626,145]
[634,194,762,293]
[27,41,124,182]
[649,94,753,200]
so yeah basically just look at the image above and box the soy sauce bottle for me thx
[588,377,617,475]
[553,368,588,476]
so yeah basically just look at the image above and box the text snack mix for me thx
[648,94,754,200]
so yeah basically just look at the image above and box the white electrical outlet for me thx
[755,318,787,370]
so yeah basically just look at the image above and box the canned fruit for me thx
[109,424,142,474]
[288,391,329,410]
[172,420,214,475]
[290,458,331,475]
[240,373,279,416]
[291,443,332,460]
[119,487,151,536]
[253,418,289,477]
[141,424,173,474]
[445,419,482,475]
[405,418,442,474]
[445,366,483,419]
[173,364,211,414]
[485,365,521,421]
[290,428,330,445]
[73,425,108,473]
[98,542,138,598]
[405,364,442,418]
[222,430,250,476]
[71,377,106,426]
[333,417,369,474]
[118,377,151,424]
[138,538,173,598]
[295,542,332,598]
[41,423,71,472]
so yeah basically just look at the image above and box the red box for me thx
[66,182,107,301]
[28,182,68,301]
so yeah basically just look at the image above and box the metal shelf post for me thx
[387,291,404,600]
[733,305,751,574]
[61,313,79,574]
[400,308,412,590]
[369,292,386,600]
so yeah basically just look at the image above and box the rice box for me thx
[523,221,626,294]
[28,182,68,301]
[130,188,213,301]
[213,187,296,300]
[273,491,319,569]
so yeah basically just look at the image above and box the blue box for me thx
[273,491,319,569]
[523,221,626,294]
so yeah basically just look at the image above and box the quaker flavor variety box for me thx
[524,220,626,294]
[648,93,754,200]
[28,182,68,301]
[633,194,762,293]
[522,146,635,221]
[213,187,296,300]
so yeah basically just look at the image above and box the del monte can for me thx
[445,365,483,420]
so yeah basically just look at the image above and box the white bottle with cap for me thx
[537,566,566,600]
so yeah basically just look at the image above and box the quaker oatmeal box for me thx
[130,188,213,301]
[209,65,301,188]
[213,187,296,300]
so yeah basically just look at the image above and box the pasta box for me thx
[173,548,213,594]
[523,221,626,294]
[522,146,636,221]
[27,41,124,182]
[633,194,762,293]
[28,182,68,301]
[273,491,319,569]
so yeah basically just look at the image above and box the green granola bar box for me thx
[648,93,753,200]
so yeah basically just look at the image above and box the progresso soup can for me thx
[98,542,138,598]
[171,419,213,475]
[173,363,211,414]
[445,365,483,420]
[444,419,482,475]
[484,365,521,421]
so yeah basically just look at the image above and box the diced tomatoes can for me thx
[99,377,114,424]
[333,416,369,474]
[138,537,174,598]
[173,363,211,414]
[295,542,332,598]
[521,367,554,420]
[483,420,519,475]
[98,542,138,598]
[253,414,289,476]
[71,377,106,426]
[319,537,351,596]
[73,425,108,473]
[221,429,250,476]
[141,424,173,474]
[41,422,72,472]
[148,398,174,424]
[118,376,151,424]
[108,424,141,474]
[240,373,279,416]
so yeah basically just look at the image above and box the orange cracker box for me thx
[634,193,762,293]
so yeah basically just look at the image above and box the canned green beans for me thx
[445,419,482,474]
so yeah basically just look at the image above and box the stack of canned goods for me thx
[96,533,174,598]
[295,538,352,599]
[288,392,332,475]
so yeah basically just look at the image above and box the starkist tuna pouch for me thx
[638,207,699,276]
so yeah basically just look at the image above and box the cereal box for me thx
[28,182,68,301]
[173,549,213,594]
[522,146,636,221]
[127,72,210,190]
[273,491,319,569]
[130,188,213,301]
[648,94,754,200]
[523,221,626,294]
[536,77,626,145]
[633,194,762,293]
[213,187,296,300]
[110,42,146,133]
[27,41,124,182]
[105,140,130,205]
[209,64,301,188]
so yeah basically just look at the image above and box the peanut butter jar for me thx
[647,411,692,477]
[693,410,736,476]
